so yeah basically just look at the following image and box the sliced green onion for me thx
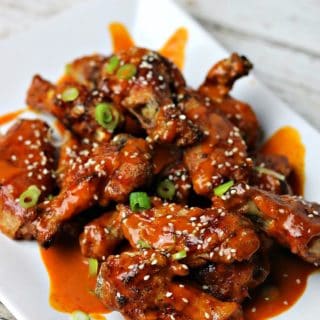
[129,192,151,211]
[255,166,286,181]
[65,63,72,75]
[104,55,120,74]
[213,180,234,197]
[95,102,120,132]
[116,63,137,80]
[19,185,41,209]
[88,258,98,277]
[61,87,79,102]
[70,310,90,320]
[157,179,176,200]
[137,239,151,249]
[172,249,187,260]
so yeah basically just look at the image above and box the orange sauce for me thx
[109,22,135,52]
[160,27,188,70]
[40,237,108,315]
[0,109,26,126]
[0,160,23,183]
[54,119,68,136]
[261,126,305,195]
[244,248,317,319]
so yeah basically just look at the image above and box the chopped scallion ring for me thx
[116,63,137,80]
[137,239,151,249]
[70,310,90,320]
[61,87,79,102]
[95,102,120,132]
[19,185,41,209]
[157,179,176,200]
[104,55,120,74]
[255,166,286,181]
[88,258,98,277]
[129,192,151,211]
[213,180,234,197]
[172,249,187,260]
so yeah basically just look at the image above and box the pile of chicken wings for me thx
[1,46,320,320]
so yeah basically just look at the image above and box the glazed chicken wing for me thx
[215,183,320,264]
[96,250,243,320]
[180,90,252,197]
[34,134,152,246]
[194,237,271,303]
[0,119,56,239]
[98,48,202,146]
[250,153,293,194]
[26,75,121,143]
[118,199,260,266]
[79,210,124,260]
[198,53,261,149]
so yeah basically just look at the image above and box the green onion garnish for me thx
[88,258,98,277]
[65,63,72,75]
[61,87,79,102]
[95,102,120,132]
[104,55,120,74]
[19,185,41,209]
[157,179,176,200]
[137,239,151,249]
[116,63,137,80]
[255,166,286,181]
[172,249,187,260]
[70,310,90,320]
[213,180,234,197]
[129,192,151,211]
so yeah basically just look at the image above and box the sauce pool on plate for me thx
[40,237,108,317]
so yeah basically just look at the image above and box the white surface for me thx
[0,0,320,319]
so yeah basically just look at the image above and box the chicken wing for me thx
[96,250,243,320]
[199,53,261,150]
[214,183,320,264]
[0,119,56,239]
[98,48,202,146]
[34,134,152,246]
[180,90,252,197]
[118,199,260,266]
[79,210,124,260]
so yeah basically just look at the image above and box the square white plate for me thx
[0,0,319,319]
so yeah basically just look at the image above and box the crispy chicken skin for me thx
[180,90,252,197]
[119,199,260,267]
[215,184,320,264]
[199,53,261,150]
[0,119,56,239]
[250,154,293,194]
[99,48,202,146]
[35,134,152,246]
[96,250,243,320]
[79,210,124,260]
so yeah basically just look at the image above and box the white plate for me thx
[0,0,319,319]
